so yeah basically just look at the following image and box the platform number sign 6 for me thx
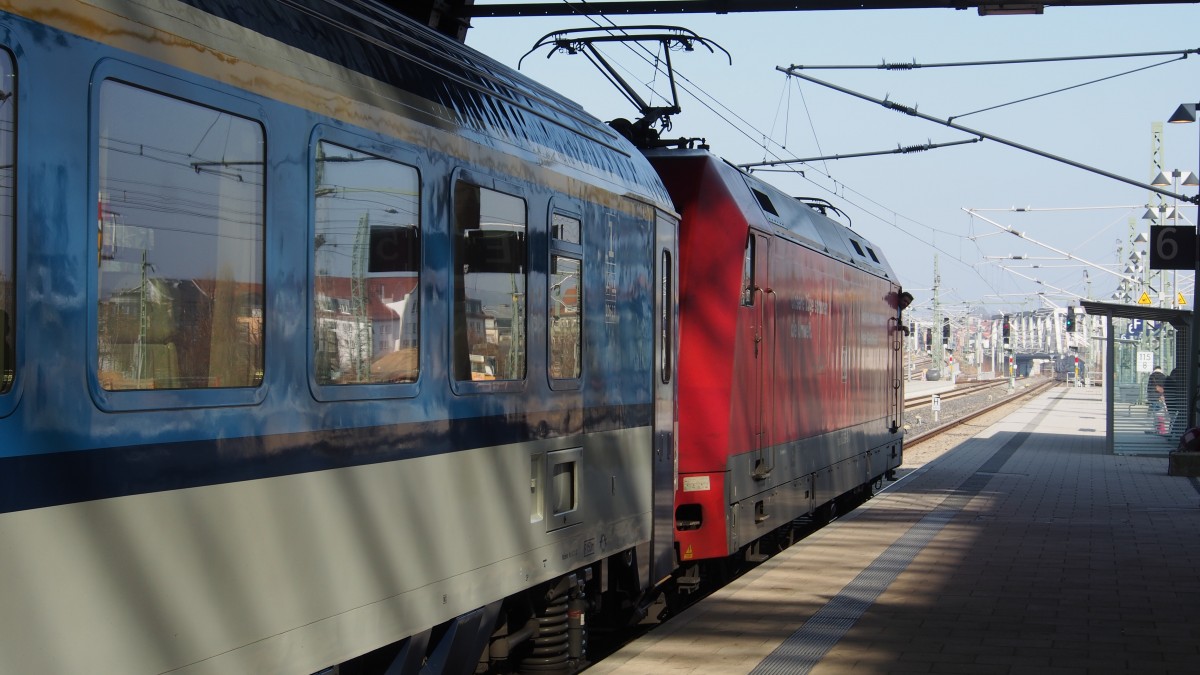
[1151,226,1197,270]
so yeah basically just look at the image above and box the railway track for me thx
[905,377,1060,447]
[904,377,1014,408]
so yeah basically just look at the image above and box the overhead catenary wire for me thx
[966,209,1140,286]
[777,67,1200,207]
[739,137,981,169]
[484,6,1197,309]
[787,47,1200,71]
[529,1,1005,295]
[948,56,1188,122]
[770,45,1197,298]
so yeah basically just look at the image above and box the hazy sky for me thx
[466,2,1200,320]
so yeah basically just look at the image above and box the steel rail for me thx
[904,378,1014,407]
[905,379,1060,447]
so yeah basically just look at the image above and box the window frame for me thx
[547,204,584,391]
[660,247,674,386]
[87,64,268,412]
[0,46,16,417]
[449,169,530,396]
[741,234,756,307]
[308,127,423,402]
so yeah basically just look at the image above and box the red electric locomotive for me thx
[645,148,908,569]
[524,29,911,576]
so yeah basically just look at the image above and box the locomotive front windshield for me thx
[96,80,264,391]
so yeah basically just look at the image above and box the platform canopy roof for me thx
[389,1,1199,40]
[1080,300,1192,330]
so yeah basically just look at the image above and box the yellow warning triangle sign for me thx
[1179,292,1188,306]
[1137,292,1153,306]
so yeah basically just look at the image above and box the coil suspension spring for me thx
[519,574,587,674]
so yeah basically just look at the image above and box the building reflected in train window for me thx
[97,81,264,390]
[550,254,581,379]
[549,212,582,385]
[452,182,526,382]
[313,141,420,385]
[0,51,12,393]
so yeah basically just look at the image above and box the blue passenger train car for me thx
[0,1,678,673]
[0,2,913,673]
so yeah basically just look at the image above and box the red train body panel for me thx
[647,150,906,562]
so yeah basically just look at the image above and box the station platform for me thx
[591,384,1200,674]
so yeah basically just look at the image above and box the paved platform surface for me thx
[590,385,1200,674]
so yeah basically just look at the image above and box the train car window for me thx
[452,182,526,382]
[661,250,673,385]
[97,81,263,391]
[850,239,866,257]
[866,246,880,263]
[0,52,12,393]
[552,212,580,245]
[549,255,581,379]
[741,235,755,306]
[313,141,420,385]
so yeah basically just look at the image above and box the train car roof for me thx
[646,148,897,282]
[171,0,673,207]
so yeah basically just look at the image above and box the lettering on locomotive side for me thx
[786,295,828,340]
[683,476,711,492]
[790,322,812,339]
[790,296,830,315]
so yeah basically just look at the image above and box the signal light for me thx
[942,317,950,340]
[1002,315,1011,339]
[1066,306,1076,333]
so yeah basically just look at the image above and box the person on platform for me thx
[1149,367,1168,435]
[1166,368,1186,435]
[1149,367,1166,405]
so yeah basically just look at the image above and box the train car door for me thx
[650,213,679,586]
[747,232,775,480]
[889,292,904,432]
